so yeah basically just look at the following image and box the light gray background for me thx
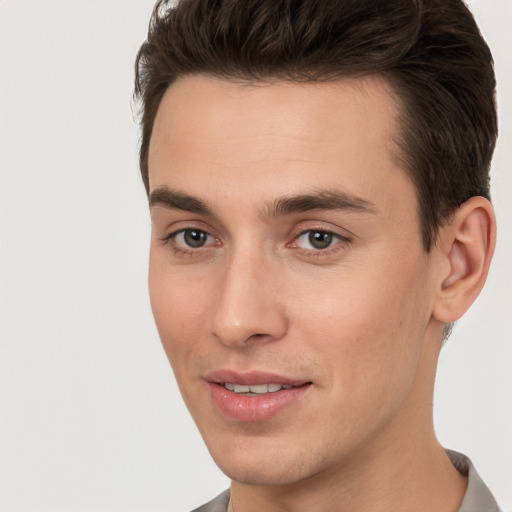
[0,1,510,511]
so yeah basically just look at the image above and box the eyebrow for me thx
[263,189,377,219]
[149,186,377,219]
[149,187,213,216]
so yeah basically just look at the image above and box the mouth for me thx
[206,371,313,422]
[220,382,299,395]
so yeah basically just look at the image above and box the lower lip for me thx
[209,383,312,422]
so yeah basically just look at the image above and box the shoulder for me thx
[190,489,231,512]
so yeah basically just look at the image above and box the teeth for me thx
[223,383,294,394]
[249,384,269,394]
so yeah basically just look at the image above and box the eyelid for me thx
[287,226,352,254]
[290,222,351,241]
[160,226,221,250]
[157,218,218,242]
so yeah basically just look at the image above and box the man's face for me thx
[148,75,444,486]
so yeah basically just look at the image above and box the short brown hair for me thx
[134,0,497,250]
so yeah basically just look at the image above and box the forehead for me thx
[148,74,414,217]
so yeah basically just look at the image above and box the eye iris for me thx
[184,229,207,248]
[309,231,333,249]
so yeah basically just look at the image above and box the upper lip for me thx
[205,370,310,387]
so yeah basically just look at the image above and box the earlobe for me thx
[432,196,496,324]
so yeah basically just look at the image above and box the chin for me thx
[207,436,326,487]
[220,460,309,487]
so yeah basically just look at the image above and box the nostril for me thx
[246,333,271,343]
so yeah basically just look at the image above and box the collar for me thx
[446,450,502,512]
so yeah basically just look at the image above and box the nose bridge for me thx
[210,243,287,347]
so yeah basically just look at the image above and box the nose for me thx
[210,249,288,348]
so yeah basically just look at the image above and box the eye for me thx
[171,229,217,249]
[294,230,346,250]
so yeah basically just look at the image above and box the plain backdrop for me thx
[0,1,511,511]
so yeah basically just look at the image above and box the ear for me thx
[432,196,496,324]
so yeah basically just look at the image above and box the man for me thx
[134,0,501,510]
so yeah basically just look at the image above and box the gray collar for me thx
[446,450,502,512]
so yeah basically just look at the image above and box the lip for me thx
[206,370,309,387]
[206,370,312,422]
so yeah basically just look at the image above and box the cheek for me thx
[148,259,212,374]
[294,258,431,397]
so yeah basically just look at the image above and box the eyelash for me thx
[290,228,351,256]
[159,228,218,256]
[159,227,351,257]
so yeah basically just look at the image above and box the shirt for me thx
[191,450,502,512]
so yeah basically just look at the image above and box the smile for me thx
[222,382,295,394]
[208,377,312,422]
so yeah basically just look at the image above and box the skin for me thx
[147,75,495,512]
